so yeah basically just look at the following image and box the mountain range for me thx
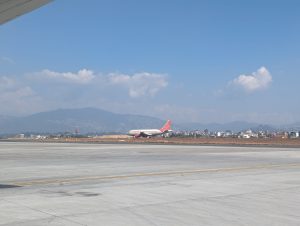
[0,108,298,135]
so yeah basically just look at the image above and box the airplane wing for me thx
[134,132,152,138]
[0,0,52,25]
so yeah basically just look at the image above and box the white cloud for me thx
[0,56,14,64]
[108,72,168,98]
[0,76,15,90]
[31,69,95,84]
[0,86,34,99]
[0,69,169,115]
[29,69,168,97]
[231,67,272,92]
[0,76,43,115]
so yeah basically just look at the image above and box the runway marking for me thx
[13,163,300,187]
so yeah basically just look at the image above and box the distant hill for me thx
[0,108,296,135]
[0,108,165,134]
[279,122,300,131]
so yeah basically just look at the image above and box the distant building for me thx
[288,131,299,139]
[242,134,251,139]
[16,134,25,139]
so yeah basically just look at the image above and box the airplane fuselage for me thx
[128,129,162,137]
[128,120,172,138]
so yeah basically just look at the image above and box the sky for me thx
[1,0,300,125]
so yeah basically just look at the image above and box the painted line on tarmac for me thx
[13,163,300,187]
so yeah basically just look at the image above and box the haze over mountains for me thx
[0,108,298,135]
[0,108,164,135]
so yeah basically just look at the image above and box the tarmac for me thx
[0,142,300,226]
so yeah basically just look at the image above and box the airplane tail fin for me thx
[160,120,172,132]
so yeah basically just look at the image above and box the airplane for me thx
[0,0,52,25]
[128,120,172,138]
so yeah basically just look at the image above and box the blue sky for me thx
[1,0,300,124]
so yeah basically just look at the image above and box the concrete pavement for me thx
[0,142,300,225]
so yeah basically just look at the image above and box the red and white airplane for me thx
[128,120,172,138]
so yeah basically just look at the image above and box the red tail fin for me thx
[160,120,172,132]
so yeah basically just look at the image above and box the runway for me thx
[1,142,300,225]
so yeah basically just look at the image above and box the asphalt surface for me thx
[0,142,300,226]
